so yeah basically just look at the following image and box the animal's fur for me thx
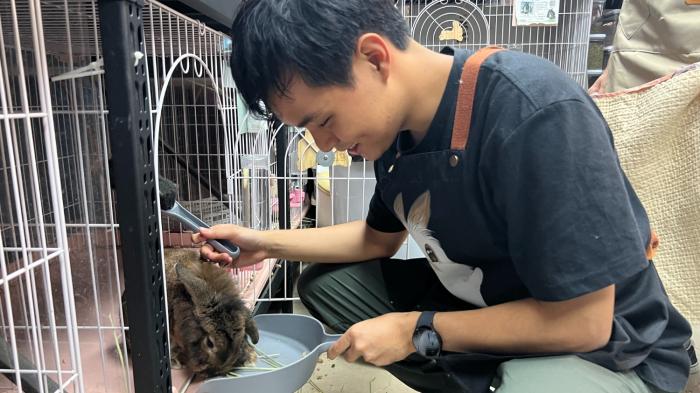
[164,248,259,376]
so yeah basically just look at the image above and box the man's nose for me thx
[308,128,338,152]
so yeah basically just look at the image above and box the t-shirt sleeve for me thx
[365,184,405,233]
[487,99,649,301]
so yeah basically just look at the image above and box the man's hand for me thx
[327,312,420,367]
[192,225,269,268]
[589,68,609,94]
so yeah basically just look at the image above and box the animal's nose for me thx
[425,244,439,262]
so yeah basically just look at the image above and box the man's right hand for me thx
[192,225,269,268]
[190,220,406,267]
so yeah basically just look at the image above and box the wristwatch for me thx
[412,311,442,358]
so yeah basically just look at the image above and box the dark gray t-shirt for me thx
[366,48,691,392]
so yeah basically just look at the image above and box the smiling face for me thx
[268,35,407,161]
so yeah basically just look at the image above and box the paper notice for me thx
[512,0,560,26]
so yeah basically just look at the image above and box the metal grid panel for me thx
[150,0,238,239]
[399,0,593,86]
[2,0,247,391]
[0,0,84,391]
[227,119,292,307]
[228,123,381,305]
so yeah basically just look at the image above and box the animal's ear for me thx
[175,263,211,305]
[393,193,406,224]
[245,317,259,344]
[408,191,431,227]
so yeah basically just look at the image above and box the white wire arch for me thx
[152,53,231,237]
[153,53,227,160]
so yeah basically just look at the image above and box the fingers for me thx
[192,225,227,243]
[192,225,237,266]
[193,224,246,244]
[199,243,234,266]
[327,331,363,363]
[327,333,350,360]
[588,79,602,94]
[588,69,608,94]
[343,347,362,363]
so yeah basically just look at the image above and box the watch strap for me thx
[416,311,437,330]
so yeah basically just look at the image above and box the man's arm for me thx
[328,284,614,366]
[263,220,407,263]
[196,220,407,266]
[433,284,615,354]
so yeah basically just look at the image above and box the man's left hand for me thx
[326,312,420,366]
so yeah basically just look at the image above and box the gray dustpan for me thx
[198,314,341,393]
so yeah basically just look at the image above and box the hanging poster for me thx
[513,0,560,26]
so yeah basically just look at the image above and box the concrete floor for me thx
[296,353,418,393]
[293,300,418,393]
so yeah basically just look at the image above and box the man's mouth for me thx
[347,143,360,156]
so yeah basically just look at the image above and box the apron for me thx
[378,45,659,310]
[376,46,663,392]
[377,47,503,309]
[376,46,533,392]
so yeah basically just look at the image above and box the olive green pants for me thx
[297,259,663,393]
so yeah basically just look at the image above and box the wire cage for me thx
[399,0,593,87]
[0,0,266,391]
[0,0,84,391]
[227,117,286,302]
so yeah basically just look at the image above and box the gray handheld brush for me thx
[159,176,240,260]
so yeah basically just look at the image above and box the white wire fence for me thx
[1,0,241,391]
[0,0,83,391]
[401,0,593,86]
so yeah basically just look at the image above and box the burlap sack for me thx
[592,64,700,328]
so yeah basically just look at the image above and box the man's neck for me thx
[397,41,454,146]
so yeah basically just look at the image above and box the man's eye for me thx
[320,116,331,127]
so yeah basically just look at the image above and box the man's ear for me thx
[356,33,391,81]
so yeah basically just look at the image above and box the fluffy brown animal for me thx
[164,248,259,376]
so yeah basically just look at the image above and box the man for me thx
[194,1,691,392]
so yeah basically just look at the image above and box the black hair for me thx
[229,0,409,118]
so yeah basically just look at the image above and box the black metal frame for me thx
[98,0,171,391]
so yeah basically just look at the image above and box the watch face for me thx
[414,328,441,358]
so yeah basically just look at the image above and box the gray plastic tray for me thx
[198,313,341,393]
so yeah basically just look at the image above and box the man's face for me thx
[269,59,402,161]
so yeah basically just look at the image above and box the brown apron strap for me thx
[451,46,505,151]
